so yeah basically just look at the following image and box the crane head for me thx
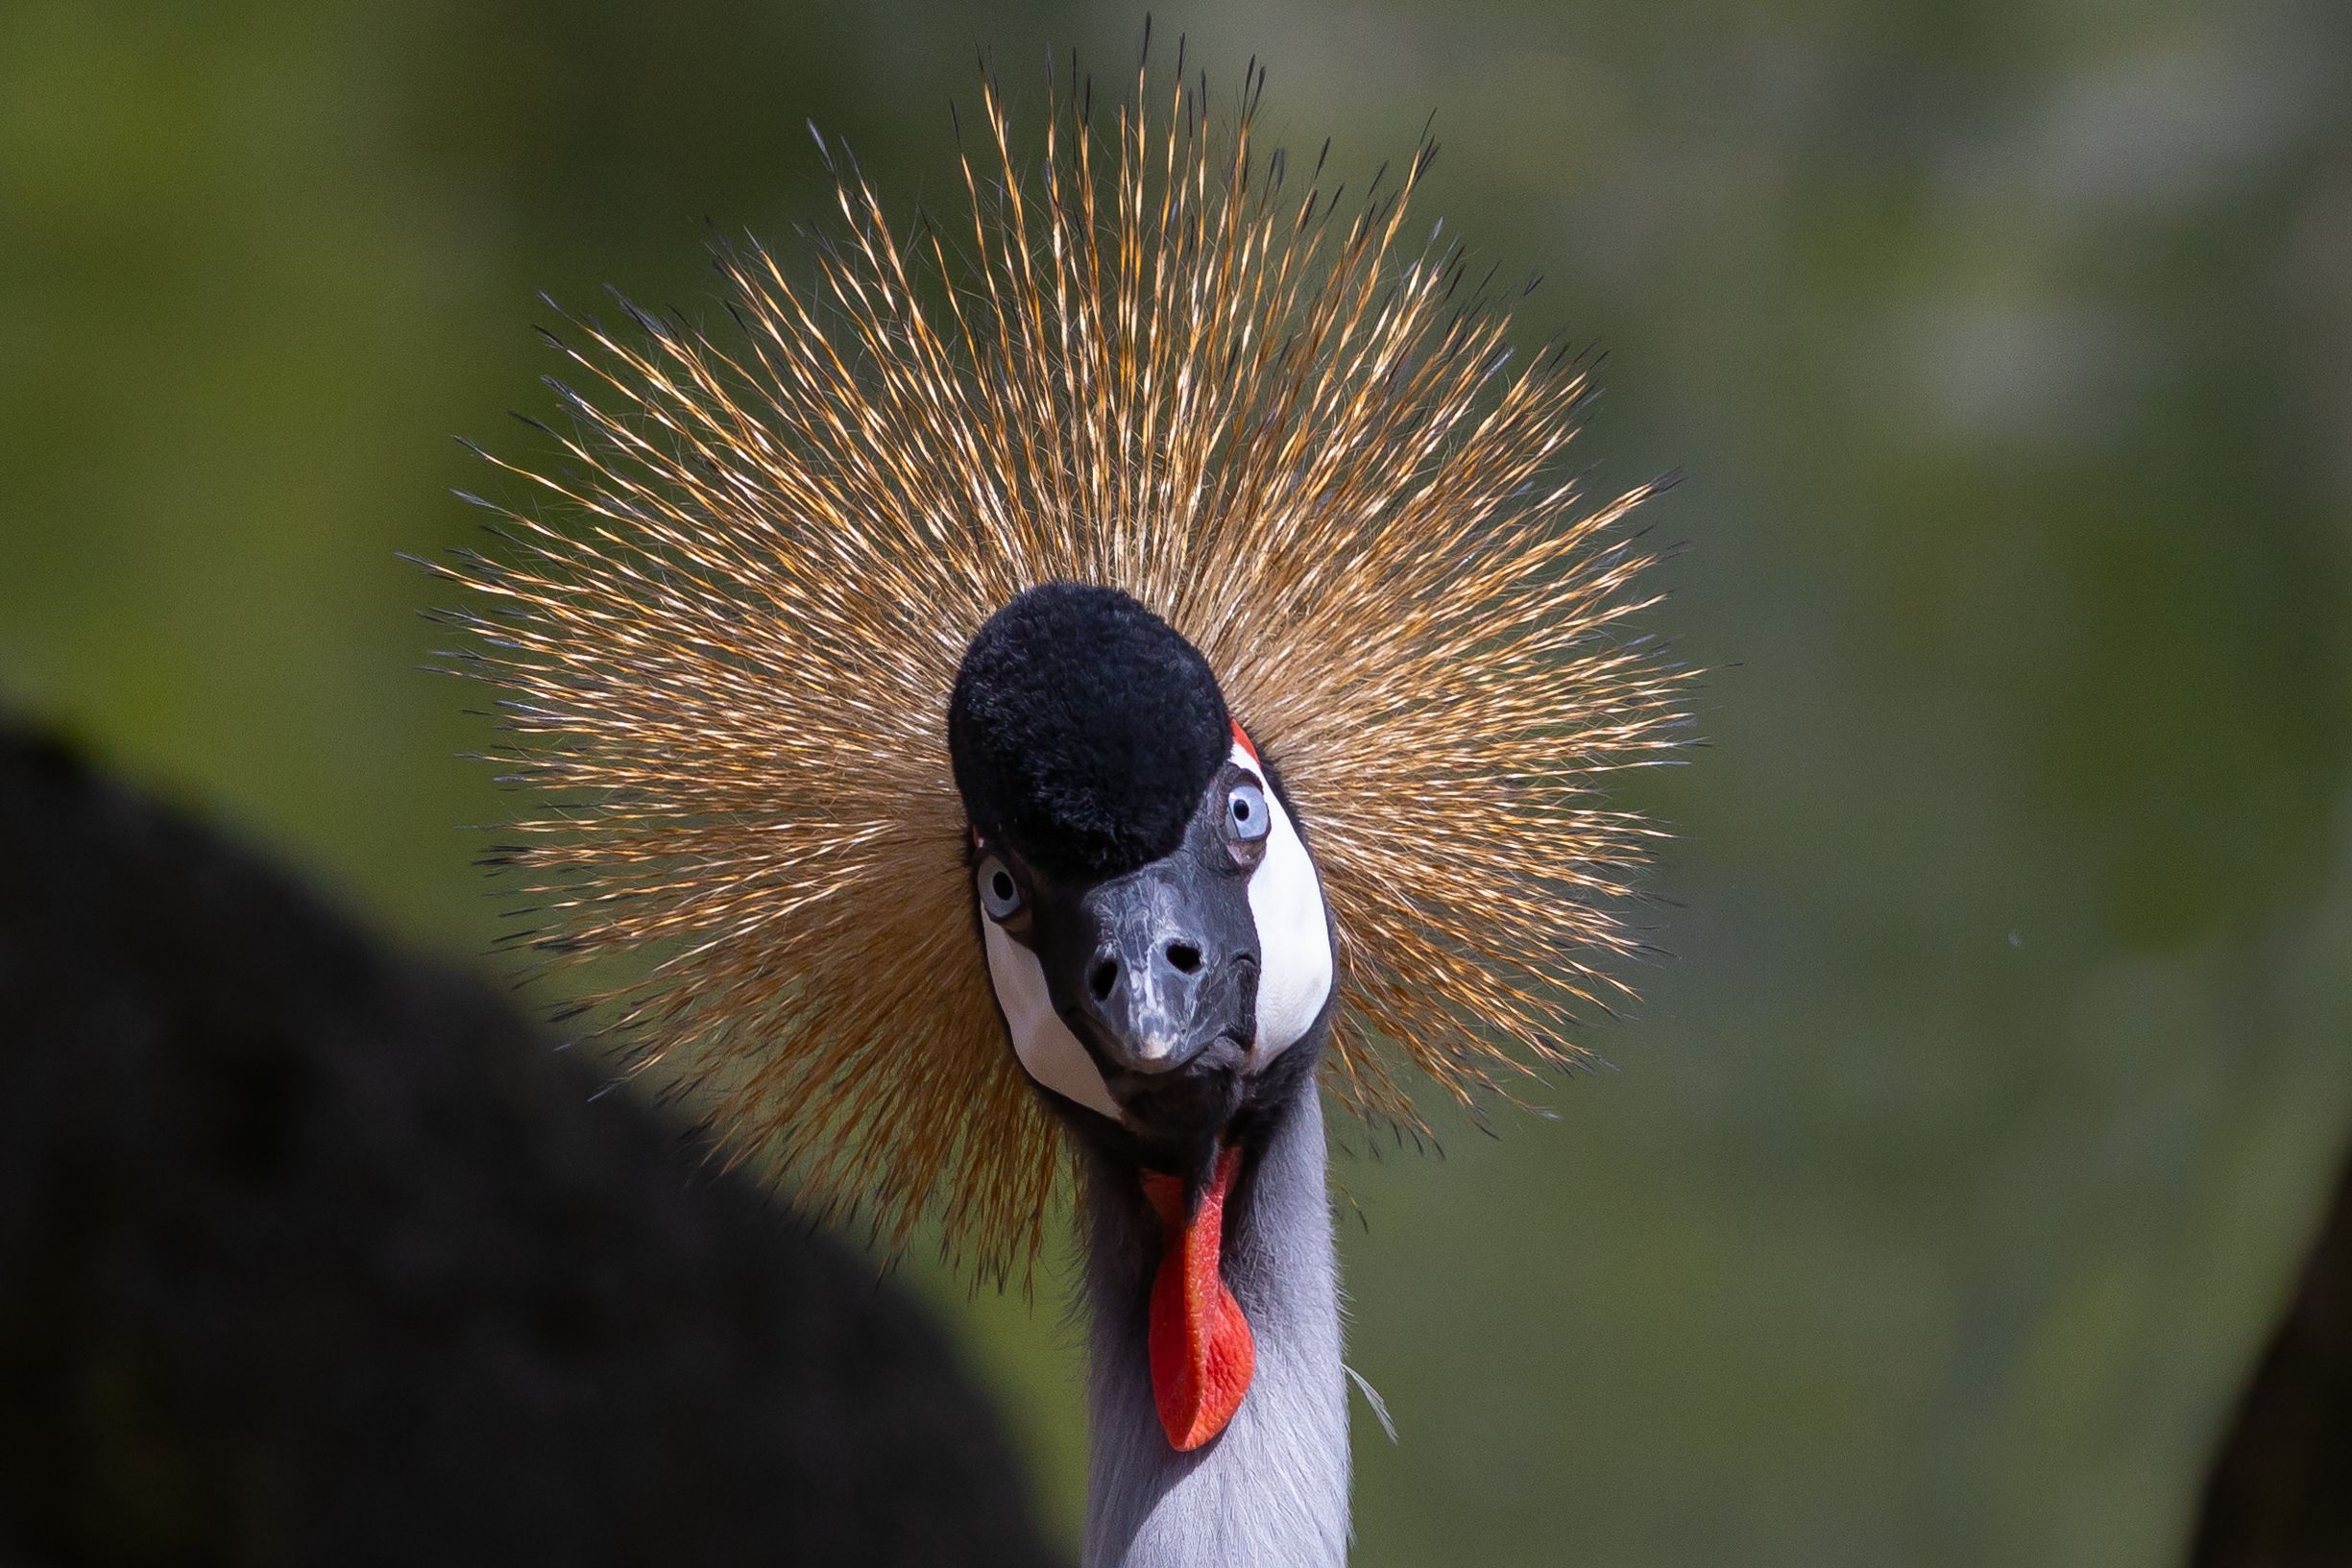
[436,60,1687,1418]
[949,582,1334,1171]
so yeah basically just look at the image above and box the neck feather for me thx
[1077,1079,1349,1568]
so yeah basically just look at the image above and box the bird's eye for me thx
[976,856,1024,921]
[1227,781,1271,842]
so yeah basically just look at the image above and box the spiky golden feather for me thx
[432,59,1688,1282]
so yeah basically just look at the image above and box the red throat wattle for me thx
[1141,1144,1255,1451]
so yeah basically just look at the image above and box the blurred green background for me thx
[5,0,2349,1562]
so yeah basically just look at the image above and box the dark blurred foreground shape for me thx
[2192,1146,2352,1568]
[0,722,1060,1568]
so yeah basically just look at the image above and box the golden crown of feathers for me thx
[435,53,1687,1281]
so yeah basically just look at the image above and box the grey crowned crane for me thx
[435,48,1685,1568]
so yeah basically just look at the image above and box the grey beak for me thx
[1069,865,1247,1075]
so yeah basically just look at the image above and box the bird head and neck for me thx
[949,583,1346,1563]
[436,49,1687,1568]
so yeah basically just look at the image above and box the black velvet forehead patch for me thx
[948,583,1230,881]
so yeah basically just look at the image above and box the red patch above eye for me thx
[1229,718,1258,760]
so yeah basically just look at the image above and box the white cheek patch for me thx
[981,915,1124,1122]
[1235,740,1334,1061]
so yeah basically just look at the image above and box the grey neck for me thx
[1077,1079,1350,1568]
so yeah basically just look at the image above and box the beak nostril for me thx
[1165,942,1201,975]
[1089,958,1120,1001]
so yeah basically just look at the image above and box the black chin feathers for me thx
[948,584,1230,881]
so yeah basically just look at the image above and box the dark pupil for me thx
[990,871,1013,901]
[1233,798,1251,822]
